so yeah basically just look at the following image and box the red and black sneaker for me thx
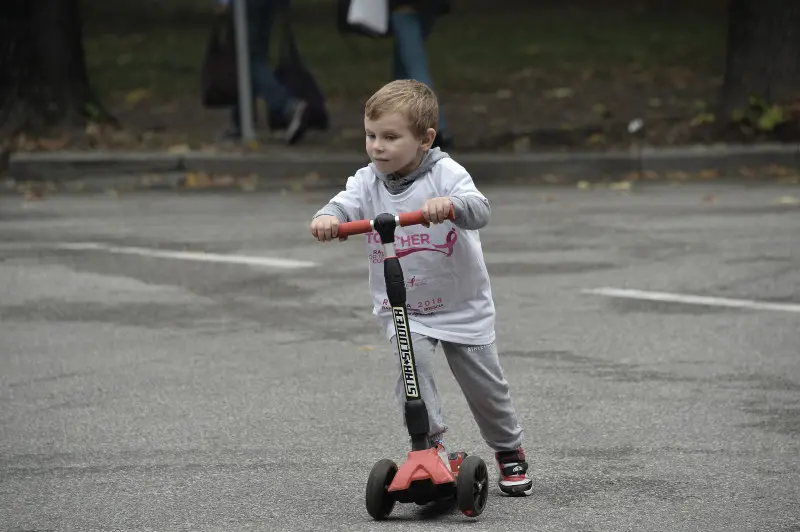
[495,448,533,496]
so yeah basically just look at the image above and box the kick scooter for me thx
[337,209,490,520]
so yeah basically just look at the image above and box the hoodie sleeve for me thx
[312,172,366,222]
[442,168,491,230]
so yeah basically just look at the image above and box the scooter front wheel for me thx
[366,458,398,520]
[456,455,489,517]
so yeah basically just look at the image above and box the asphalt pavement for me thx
[1,181,799,531]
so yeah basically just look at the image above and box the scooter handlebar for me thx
[336,219,372,238]
[337,208,454,238]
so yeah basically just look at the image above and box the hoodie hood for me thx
[370,147,450,195]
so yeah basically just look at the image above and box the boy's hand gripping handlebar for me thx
[337,208,455,239]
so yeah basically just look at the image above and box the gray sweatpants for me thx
[389,332,524,453]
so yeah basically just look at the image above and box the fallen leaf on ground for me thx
[85,122,101,137]
[698,169,719,179]
[140,174,162,186]
[667,171,690,180]
[592,103,609,117]
[767,165,795,177]
[690,112,715,126]
[183,172,212,188]
[23,188,45,201]
[776,196,799,205]
[513,137,531,153]
[546,87,575,100]
[577,180,591,190]
[168,144,191,154]
[125,88,152,105]
[238,174,259,192]
[37,136,70,151]
[213,175,235,187]
[738,166,756,177]
[623,172,643,181]
[587,133,606,146]
[110,130,134,145]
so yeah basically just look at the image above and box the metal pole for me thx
[232,0,255,141]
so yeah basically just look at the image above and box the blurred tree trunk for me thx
[720,0,800,123]
[0,0,115,142]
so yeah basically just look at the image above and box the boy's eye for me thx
[366,133,376,139]
[385,136,397,141]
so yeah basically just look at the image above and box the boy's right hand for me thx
[310,215,345,242]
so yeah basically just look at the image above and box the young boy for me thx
[309,80,532,496]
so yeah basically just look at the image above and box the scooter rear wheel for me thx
[366,459,398,520]
[456,455,489,517]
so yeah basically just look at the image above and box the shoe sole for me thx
[498,480,533,497]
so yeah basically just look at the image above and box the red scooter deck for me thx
[387,447,456,492]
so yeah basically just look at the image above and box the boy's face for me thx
[364,112,435,176]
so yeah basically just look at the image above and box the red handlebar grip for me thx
[398,210,426,227]
[398,207,454,227]
[337,219,372,238]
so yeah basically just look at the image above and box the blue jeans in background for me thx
[230,0,292,131]
[390,10,449,138]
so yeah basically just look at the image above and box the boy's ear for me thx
[421,128,436,150]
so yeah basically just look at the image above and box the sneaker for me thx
[433,441,467,474]
[285,99,309,145]
[495,447,533,496]
[433,440,450,471]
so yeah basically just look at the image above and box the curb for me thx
[4,143,799,193]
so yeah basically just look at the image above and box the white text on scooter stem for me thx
[393,307,419,398]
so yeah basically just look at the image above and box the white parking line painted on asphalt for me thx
[55,242,318,269]
[583,287,800,314]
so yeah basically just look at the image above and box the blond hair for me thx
[364,80,438,138]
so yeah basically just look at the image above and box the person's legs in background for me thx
[223,0,308,144]
[390,8,452,148]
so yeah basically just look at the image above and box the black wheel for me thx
[366,459,398,520]
[456,455,489,517]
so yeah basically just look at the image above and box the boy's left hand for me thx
[421,197,453,225]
